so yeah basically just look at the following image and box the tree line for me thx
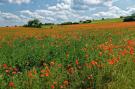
[23,13,135,28]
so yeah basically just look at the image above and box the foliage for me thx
[123,13,135,22]
[24,19,42,28]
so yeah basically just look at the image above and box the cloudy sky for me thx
[0,0,135,26]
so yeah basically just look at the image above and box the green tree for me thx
[25,19,42,28]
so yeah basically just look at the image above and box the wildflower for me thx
[51,85,55,89]
[108,59,115,65]
[8,82,15,87]
[127,40,135,47]
[5,69,10,73]
[75,59,79,65]
[28,71,34,78]
[91,60,97,66]
[120,49,127,56]
[53,81,57,85]
[60,85,64,88]
[3,64,8,68]
[129,47,134,55]
[45,73,49,77]
[12,71,17,75]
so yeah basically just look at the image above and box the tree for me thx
[132,13,135,16]
[102,18,105,20]
[123,16,135,22]
[24,19,42,28]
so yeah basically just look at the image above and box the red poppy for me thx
[8,82,15,87]
[12,71,17,75]
[45,73,49,77]
[51,85,55,89]
[108,59,115,65]
[91,60,97,66]
[127,40,135,47]
[119,49,127,56]
[3,64,8,68]
[130,47,134,55]
[75,59,79,65]
[5,69,10,73]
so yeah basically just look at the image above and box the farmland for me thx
[0,22,135,89]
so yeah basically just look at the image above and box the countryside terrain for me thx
[0,20,135,89]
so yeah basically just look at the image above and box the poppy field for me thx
[0,22,135,89]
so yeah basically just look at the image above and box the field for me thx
[91,18,123,24]
[0,22,135,89]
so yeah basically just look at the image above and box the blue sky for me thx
[0,0,135,26]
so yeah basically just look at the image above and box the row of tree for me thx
[23,13,135,28]
[23,19,92,28]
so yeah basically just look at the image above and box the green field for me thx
[0,22,135,89]
[92,18,123,24]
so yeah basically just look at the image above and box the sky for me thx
[0,0,135,26]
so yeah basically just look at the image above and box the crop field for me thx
[1,22,135,89]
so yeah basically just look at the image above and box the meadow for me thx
[0,22,135,89]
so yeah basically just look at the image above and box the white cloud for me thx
[127,6,135,14]
[0,11,23,26]
[8,0,31,4]
[83,0,103,5]
[0,11,21,21]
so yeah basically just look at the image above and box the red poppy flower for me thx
[75,59,79,65]
[51,85,55,89]
[3,64,8,68]
[8,82,15,87]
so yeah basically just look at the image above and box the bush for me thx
[24,19,42,28]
